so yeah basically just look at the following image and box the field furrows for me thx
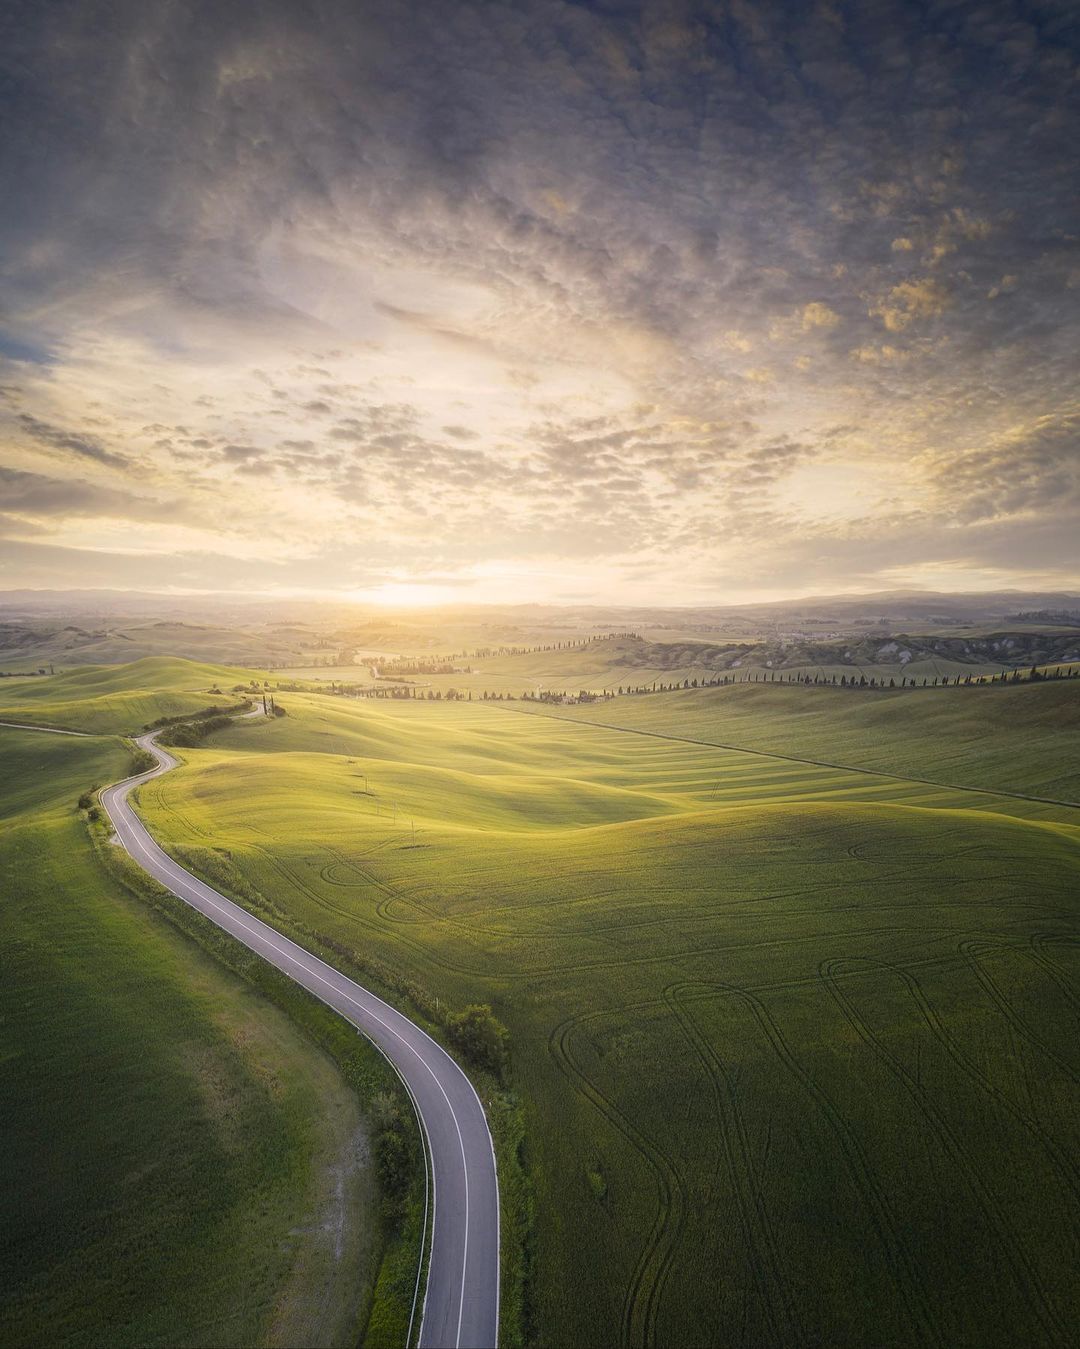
[547,1007,687,1349]
[958,941,1080,1086]
[669,982,940,1346]
[819,959,1071,1344]
[662,984,805,1346]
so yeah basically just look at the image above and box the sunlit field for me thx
[133,678,1080,1347]
[0,657,263,735]
[0,724,378,1348]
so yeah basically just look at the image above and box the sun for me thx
[357,581,455,608]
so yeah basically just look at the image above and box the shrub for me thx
[369,1090,416,1218]
[86,805,102,823]
[446,1004,510,1078]
[77,791,93,811]
[144,702,248,731]
[157,715,233,748]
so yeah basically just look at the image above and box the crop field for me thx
[0,724,378,1348]
[133,679,1080,1347]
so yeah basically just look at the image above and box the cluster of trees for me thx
[157,714,236,747]
[77,790,102,823]
[1007,610,1080,625]
[144,701,249,731]
[462,631,637,660]
[376,659,467,675]
[374,631,639,673]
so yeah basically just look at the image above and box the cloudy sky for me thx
[0,0,1077,604]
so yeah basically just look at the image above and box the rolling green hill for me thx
[0,657,263,734]
[135,685,1080,1348]
[507,678,1080,802]
[0,724,380,1347]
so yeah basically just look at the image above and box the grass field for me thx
[0,724,382,1348]
[509,679,1080,802]
[132,678,1080,1347]
[0,657,264,734]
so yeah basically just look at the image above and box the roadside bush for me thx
[86,805,102,823]
[446,1004,510,1078]
[369,1090,417,1220]
[77,791,93,811]
[158,715,233,748]
[144,702,248,731]
[129,748,157,775]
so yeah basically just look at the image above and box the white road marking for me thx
[98,728,498,1349]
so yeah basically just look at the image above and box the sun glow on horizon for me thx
[352,581,466,608]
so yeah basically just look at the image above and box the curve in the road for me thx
[98,728,500,1349]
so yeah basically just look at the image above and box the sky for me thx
[0,0,1078,606]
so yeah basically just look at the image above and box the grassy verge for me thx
[89,821,427,1349]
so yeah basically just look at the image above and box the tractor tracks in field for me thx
[820,957,1072,1345]
[662,984,806,1347]
[958,941,1080,1088]
[670,980,942,1347]
[547,1006,686,1349]
[825,956,1080,1229]
[1029,934,1080,1009]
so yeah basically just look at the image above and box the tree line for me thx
[309,660,1080,705]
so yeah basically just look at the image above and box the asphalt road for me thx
[0,720,89,735]
[100,729,500,1349]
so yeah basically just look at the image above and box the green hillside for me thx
[508,678,1080,801]
[137,688,1080,1348]
[0,657,263,733]
[0,724,380,1347]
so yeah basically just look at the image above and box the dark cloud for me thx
[0,464,173,522]
[16,413,131,469]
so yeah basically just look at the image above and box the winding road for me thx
[99,728,500,1349]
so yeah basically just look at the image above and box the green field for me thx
[128,676,1080,1347]
[509,679,1080,801]
[0,723,383,1348]
[0,657,264,734]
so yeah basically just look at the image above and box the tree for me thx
[446,1004,509,1077]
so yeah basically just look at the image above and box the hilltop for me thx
[0,656,265,733]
